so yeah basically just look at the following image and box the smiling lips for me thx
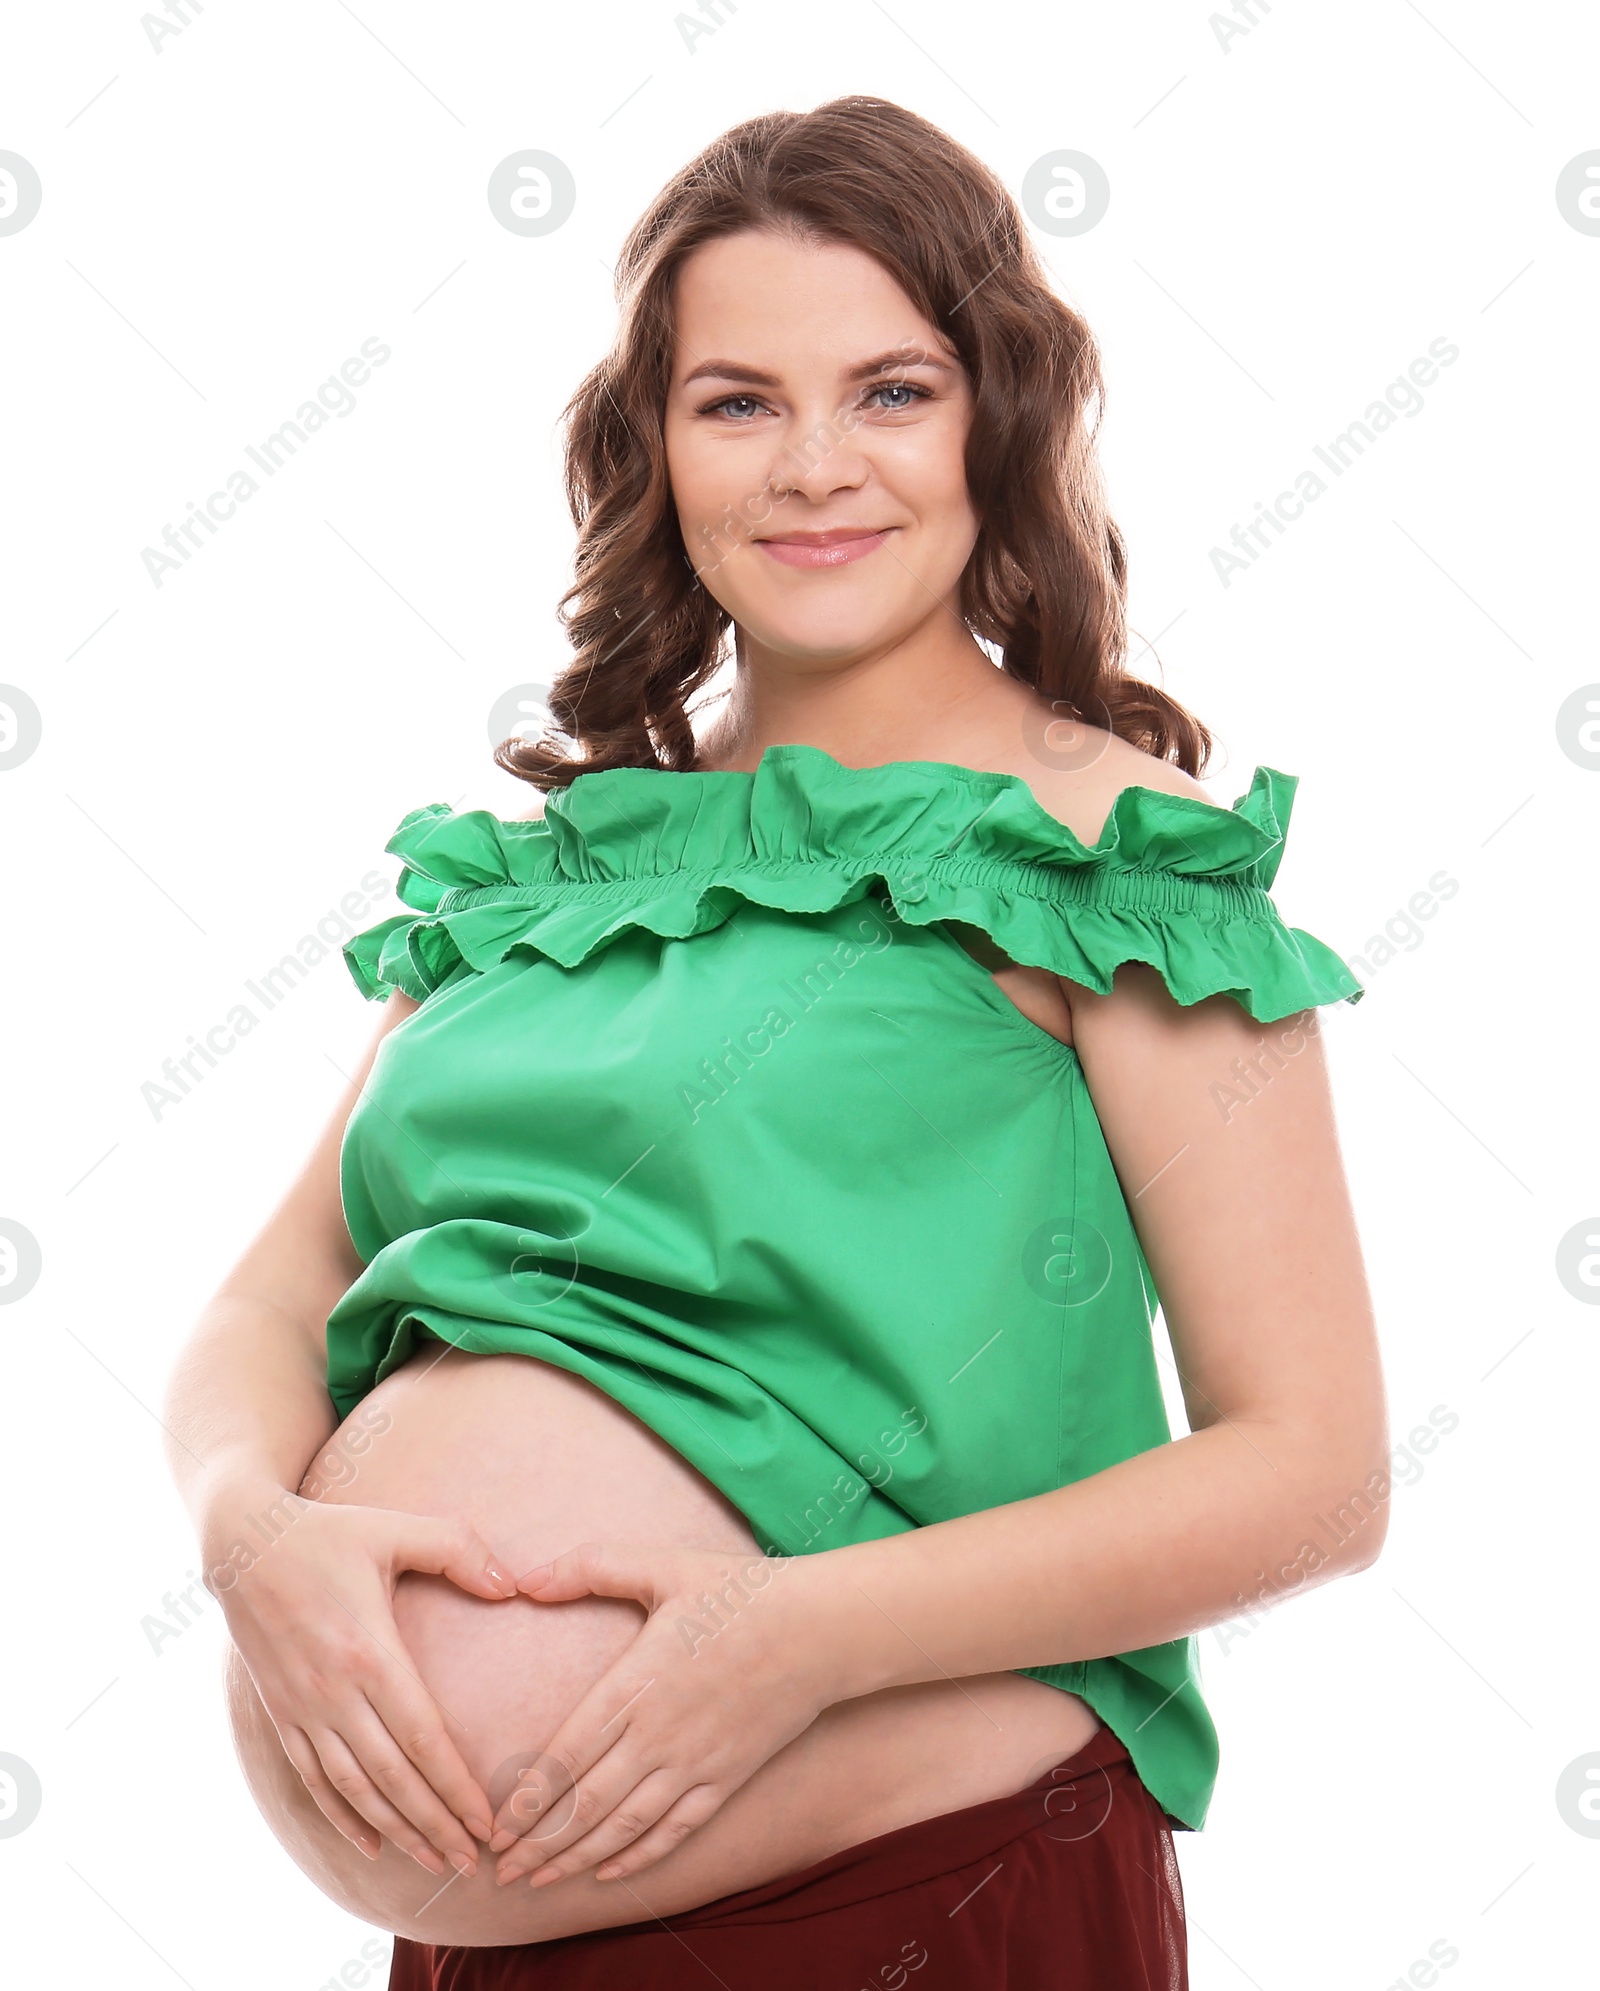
[756,527,892,568]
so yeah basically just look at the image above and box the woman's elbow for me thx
[1304,1423,1395,1575]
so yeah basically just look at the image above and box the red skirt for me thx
[387,1721,1188,1989]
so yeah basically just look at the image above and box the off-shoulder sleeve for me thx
[342,753,1364,1024]
[946,764,1365,1022]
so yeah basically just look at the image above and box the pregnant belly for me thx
[225,1340,1102,1947]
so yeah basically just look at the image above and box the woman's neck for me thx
[698,619,1033,774]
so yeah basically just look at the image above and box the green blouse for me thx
[327,744,1364,1833]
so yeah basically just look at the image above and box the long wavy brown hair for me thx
[498,95,1211,791]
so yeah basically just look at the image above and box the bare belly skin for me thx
[225,1341,1102,1947]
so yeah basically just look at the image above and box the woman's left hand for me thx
[486,1541,832,1888]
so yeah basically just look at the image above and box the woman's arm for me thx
[163,992,522,1876]
[488,963,1388,1882]
[163,998,404,1532]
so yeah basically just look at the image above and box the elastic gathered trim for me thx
[429,860,1278,921]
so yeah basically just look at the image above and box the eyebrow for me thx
[679,348,958,388]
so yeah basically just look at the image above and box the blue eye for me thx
[866,381,927,411]
[698,382,929,420]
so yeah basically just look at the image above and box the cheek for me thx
[893,451,979,587]
[927,425,975,509]
[669,455,785,602]
[876,410,976,541]
[665,421,755,547]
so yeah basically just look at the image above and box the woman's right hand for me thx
[208,1490,522,1875]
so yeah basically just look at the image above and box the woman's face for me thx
[663,228,979,667]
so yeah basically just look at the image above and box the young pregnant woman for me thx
[163,97,1388,1988]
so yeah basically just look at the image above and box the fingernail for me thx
[528,1867,560,1888]
[358,1836,380,1860]
[595,1863,620,1881]
[486,1561,517,1596]
[519,1562,553,1589]
[449,1850,477,1876]
[488,1829,516,1852]
[469,1816,494,1842]
[413,1848,446,1875]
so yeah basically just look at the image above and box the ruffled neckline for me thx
[388,742,1296,885]
[344,743,1364,1021]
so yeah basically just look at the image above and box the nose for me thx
[769,403,870,505]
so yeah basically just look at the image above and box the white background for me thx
[1,2,1596,1985]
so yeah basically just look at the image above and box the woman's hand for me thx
[486,1542,830,1888]
[211,1491,522,1876]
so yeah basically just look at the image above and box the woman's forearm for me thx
[789,1413,1391,1704]
[163,1289,339,1563]
[163,1010,407,1560]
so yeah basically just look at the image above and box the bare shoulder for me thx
[999,721,1218,848]
[496,785,550,826]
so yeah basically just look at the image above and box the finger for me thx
[515,1543,601,1602]
[515,1542,657,1607]
[282,1719,451,1873]
[388,1513,521,1604]
[275,1721,381,1859]
[521,1770,687,1889]
[494,1750,640,1882]
[488,1717,633,1849]
[593,1784,726,1882]
[315,1721,484,1874]
[362,1656,497,1845]
[488,1687,643,1847]
[487,1750,581,1852]
[337,1696,488,1872]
